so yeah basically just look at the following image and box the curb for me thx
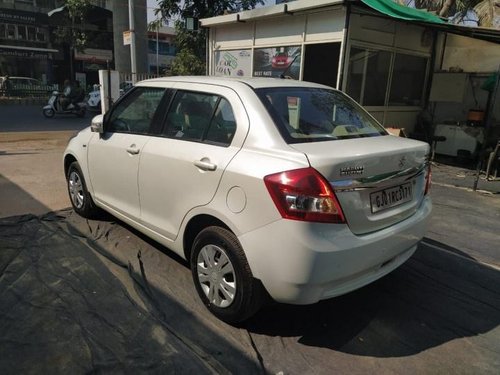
[0,98,48,106]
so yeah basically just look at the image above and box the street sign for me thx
[123,31,131,46]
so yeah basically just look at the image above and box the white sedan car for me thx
[64,77,432,323]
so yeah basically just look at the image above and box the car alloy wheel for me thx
[196,244,236,308]
[68,170,85,209]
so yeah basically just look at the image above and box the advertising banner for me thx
[253,46,301,80]
[214,50,252,77]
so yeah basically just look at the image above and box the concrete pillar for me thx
[111,0,149,74]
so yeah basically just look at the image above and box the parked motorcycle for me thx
[42,91,86,118]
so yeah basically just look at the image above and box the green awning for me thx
[361,0,445,24]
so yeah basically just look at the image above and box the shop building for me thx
[201,0,500,135]
[0,4,56,82]
[0,0,149,87]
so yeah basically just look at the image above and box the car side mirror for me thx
[90,114,104,133]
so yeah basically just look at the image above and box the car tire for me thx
[76,107,86,118]
[43,108,55,118]
[191,226,263,324]
[66,161,100,219]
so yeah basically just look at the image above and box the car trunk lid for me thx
[290,135,430,235]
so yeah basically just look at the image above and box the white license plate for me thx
[370,182,413,213]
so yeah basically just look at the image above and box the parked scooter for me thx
[42,91,86,118]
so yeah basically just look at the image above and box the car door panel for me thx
[88,132,150,220]
[87,86,167,221]
[139,84,249,240]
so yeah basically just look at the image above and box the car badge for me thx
[399,156,407,169]
[340,166,364,176]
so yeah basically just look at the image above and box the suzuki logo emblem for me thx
[399,156,407,169]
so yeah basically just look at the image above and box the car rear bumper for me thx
[238,196,432,304]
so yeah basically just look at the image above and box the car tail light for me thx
[264,167,346,223]
[424,164,432,195]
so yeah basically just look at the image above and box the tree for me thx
[155,0,263,75]
[399,0,498,27]
[53,0,92,52]
[52,0,92,80]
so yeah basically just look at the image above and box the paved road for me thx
[0,104,96,132]
[1,119,499,373]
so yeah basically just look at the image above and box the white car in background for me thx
[64,77,432,323]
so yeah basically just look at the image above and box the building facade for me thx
[147,25,176,74]
[0,1,56,82]
[0,0,149,87]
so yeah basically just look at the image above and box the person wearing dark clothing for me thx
[60,79,73,110]
[71,81,85,109]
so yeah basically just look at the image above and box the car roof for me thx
[138,76,334,91]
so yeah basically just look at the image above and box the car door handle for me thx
[126,145,140,155]
[194,159,217,171]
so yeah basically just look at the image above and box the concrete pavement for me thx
[0,131,76,217]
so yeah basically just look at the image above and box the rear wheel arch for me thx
[183,214,231,262]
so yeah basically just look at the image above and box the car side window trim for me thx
[103,86,167,136]
[149,88,175,135]
[159,89,236,148]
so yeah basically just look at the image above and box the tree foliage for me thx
[398,0,498,27]
[155,0,263,75]
[53,0,92,51]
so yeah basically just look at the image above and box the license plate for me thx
[370,182,413,213]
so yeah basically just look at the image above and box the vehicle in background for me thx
[43,91,86,118]
[0,76,55,97]
[64,77,432,323]
[271,52,292,69]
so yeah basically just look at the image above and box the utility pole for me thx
[156,20,160,76]
[128,0,137,83]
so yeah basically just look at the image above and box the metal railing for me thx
[119,72,159,84]
[0,83,59,98]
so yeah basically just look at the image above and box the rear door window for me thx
[162,90,237,147]
[256,87,387,143]
[106,87,166,134]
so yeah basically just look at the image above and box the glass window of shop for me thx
[0,23,47,42]
[346,46,429,107]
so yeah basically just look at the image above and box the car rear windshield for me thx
[255,87,387,143]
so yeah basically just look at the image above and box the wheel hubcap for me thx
[68,171,84,209]
[197,244,236,308]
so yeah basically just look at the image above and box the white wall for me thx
[441,34,500,73]
[212,9,345,50]
[210,7,346,84]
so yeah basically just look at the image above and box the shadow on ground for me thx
[1,176,499,374]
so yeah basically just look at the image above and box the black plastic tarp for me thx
[1,210,500,374]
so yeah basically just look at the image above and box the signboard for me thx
[253,46,301,80]
[0,47,51,60]
[214,50,251,77]
[123,31,131,46]
[0,8,48,26]
[74,48,113,63]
